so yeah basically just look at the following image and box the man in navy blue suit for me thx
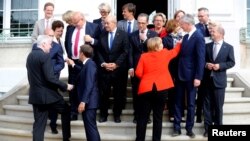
[68,44,101,141]
[64,11,100,120]
[32,29,64,134]
[202,24,235,137]
[172,14,205,138]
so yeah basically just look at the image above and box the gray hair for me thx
[215,25,225,36]
[98,3,111,13]
[37,35,52,48]
[180,14,195,25]
[137,13,149,22]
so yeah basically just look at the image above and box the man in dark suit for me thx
[93,2,111,31]
[203,25,235,137]
[64,11,100,120]
[97,15,129,123]
[128,13,158,123]
[32,29,65,134]
[195,7,211,123]
[172,14,205,138]
[26,35,73,141]
[68,44,101,141]
[195,7,210,38]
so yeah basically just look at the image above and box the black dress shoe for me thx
[181,117,186,122]
[172,130,181,136]
[114,116,121,123]
[186,131,195,138]
[99,117,107,123]
[133,118,137,124]
[147,118,152,124]
[203,131,208,137]
[196,118,202,123]
[70,115,77,121]
[51,128,58,134]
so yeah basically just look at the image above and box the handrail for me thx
[0,28,32,44]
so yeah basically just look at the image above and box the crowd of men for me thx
[26,2,235,141]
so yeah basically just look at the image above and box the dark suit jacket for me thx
[32,41,64,78]
[129,30,158,69]
[76,59,99,109]
[26,48,67,105]
[195,23,210,37]
[64,22,100,59]
[178,30,206,81]
[204,41,235,88]
[97,29,129,69]
[93,18,104,32]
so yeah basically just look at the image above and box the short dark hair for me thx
[80,44,93,58]
[44,2,54,10]
[52,20,64,31]
[122,3,136,16]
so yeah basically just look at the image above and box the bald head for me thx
[44,28,54,37]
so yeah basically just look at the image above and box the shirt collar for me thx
[83,58,89,65]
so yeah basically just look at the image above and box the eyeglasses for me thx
[138,22,147,25]
[100,11,109,14]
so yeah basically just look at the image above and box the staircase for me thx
[0,77,249,141]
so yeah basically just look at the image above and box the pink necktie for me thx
[74,28,80,57]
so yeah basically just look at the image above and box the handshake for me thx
[67,84,74,91]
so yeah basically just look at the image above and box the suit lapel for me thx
[208,43,214,61]
[123,21,127,32]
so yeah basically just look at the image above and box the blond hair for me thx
[147,37,162,52]
[62,10,74,24]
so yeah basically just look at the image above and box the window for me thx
[0,0,3,34]
[10,0,38,37]
[247,0,250,37]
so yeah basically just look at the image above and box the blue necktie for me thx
[109,32,114,50]
[127,21,131,33]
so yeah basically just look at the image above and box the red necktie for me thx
[74,28,80,57]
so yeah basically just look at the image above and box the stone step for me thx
[225,87,245,98]
[17,94,248,112]
[0,115,205,135]
[223,97,250,110]
[3,105,250,124]
[226,77,234,87]
[0,127,207,141]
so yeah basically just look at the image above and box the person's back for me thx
[27,35,72,141]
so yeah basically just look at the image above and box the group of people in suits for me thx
[27,1,235,141]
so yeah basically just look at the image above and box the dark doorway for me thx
[116,0,168,21]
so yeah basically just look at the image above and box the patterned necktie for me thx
[109,32,114,50]
[74,28,80,57]
[127,22,131,33]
